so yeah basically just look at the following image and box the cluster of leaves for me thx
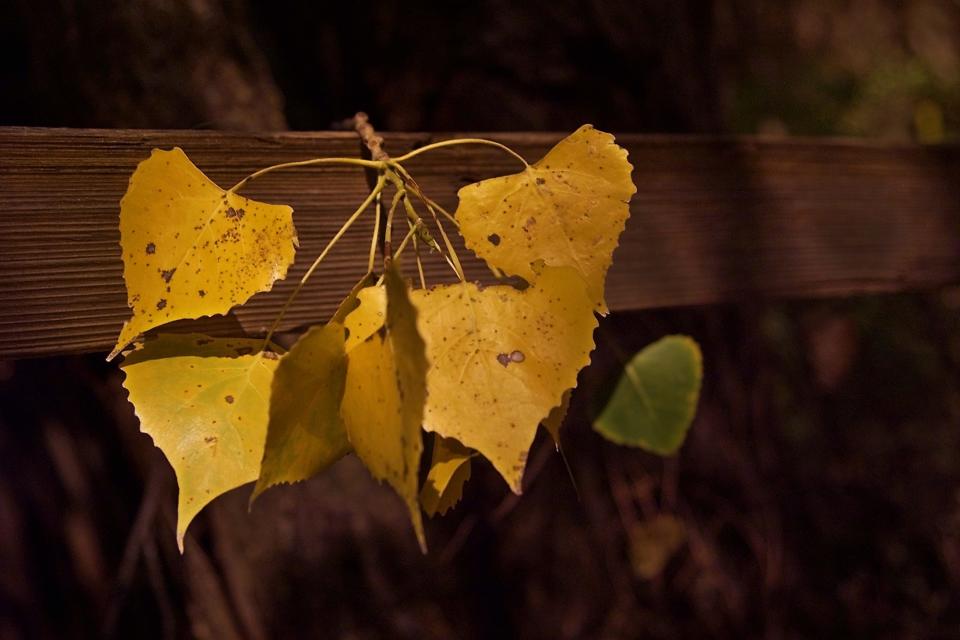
[110,125,700,551]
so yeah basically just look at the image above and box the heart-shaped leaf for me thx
[455,125,635,313]
[411,266,597,492]
[121,334,280,550]
[110,148,298,360]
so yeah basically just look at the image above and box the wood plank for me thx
[2,127,960,358]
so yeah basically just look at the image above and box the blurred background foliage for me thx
[2,1,960,638]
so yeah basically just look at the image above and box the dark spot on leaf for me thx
[204,436,217,444]
[145,242,156,254]
[497,353,510,367]
[225,395,234,404]
[488,234,501,246]
[196,338,213,346]
[198,290,206,297]
[156,299,167,310]
[161,268,176,283]
[536,177,546,185]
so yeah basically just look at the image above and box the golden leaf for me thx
[340,269,428,550]
[420,436,473,517]
[455,125,635,314]
[110,148,298,360]
[411,267,597,493]
[120,334,280,550]
[252,323,349,502]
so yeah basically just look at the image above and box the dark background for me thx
[2,1,960,638]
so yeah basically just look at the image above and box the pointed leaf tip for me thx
[340,268,428,550]
[252,322,350,503]
[121,334,280,546]
[412,266,597,492]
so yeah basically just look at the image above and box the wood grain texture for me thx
[2,127,960,358]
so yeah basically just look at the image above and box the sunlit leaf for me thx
[455,125,635,313]
[420,436,473,517]
[593,335,702,454]
[252,323,349,502]
[343,284,387,352]
[110,148,298,360]
[340,269,428,550]
[411,266,597,493]
[120,334,280,550]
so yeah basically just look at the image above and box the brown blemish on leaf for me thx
[156,299,167,310]
[204,436,217,444]
[198,290,206,297]
[510,350,525,363]
[497,353,511,367]
[160,268,176,283]
[224,395,235,404]
[196,338,213,346]
[145,242,156,254]
[487,233,501,246]
[535,177,546,185]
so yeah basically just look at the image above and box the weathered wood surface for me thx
[2,127,960,358]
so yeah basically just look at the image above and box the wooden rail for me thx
[2,127,960,358]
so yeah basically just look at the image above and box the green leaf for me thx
[120,334,280,550]
[252,322,349,502]
[593,335,702,454]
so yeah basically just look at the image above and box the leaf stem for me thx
[383,187,397,267]
[391,139,529,167]
[403,194,464,281]
[262,174,385,347]
[411,227,427,289]
[391,163,460,228]
[230,157,384,193]
[392,224,417,260]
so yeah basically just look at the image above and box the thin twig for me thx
[352,111,390,161]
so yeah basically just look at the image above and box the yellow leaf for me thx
[120,334,280,550]
[340,269,428,550]
[455,125,635,314]
[110,148,298,360]
[411,267,597,493]
[420,436,473,517]
[252,323,349,502]
[628,514,686,580]
[343,285,387,352]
